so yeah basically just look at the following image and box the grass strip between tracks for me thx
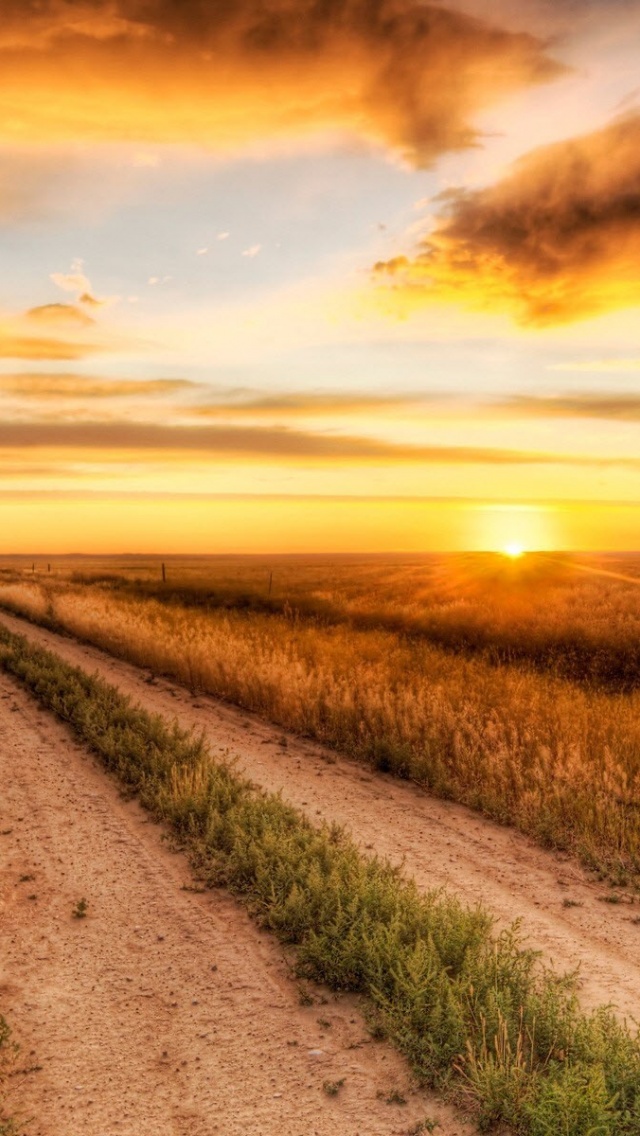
[1,622,639,1135]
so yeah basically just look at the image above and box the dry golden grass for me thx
[1,563,639,882]
[5,551,639,687]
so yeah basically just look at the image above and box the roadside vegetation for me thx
[1,622,640,1135]
[0,565,639,883]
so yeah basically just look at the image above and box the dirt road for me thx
[0,666,470,1136]
[1,613,640,1136]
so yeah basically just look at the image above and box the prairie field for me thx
[1,551,639,881]
[4,623,640,1136]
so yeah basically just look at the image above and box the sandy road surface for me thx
[0,668,470,1136]
[1,610,640,1030]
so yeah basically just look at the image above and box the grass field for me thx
[4,551,640,688]
[0,552,639,883]
[2,623,640,1136]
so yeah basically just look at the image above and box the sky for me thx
[1,0,639,552]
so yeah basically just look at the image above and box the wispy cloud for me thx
[194,392,437,418]
[0,296,129,361]
[498,394,640,421]
[0,374,199,400]
[548,359,640,373]
[26,303,95,328]
[50,259,92,296]
[374,114,640,325]
[50,258,107,307]
[0,461,102,480]
[1,420,639,469]
[0,332,106,361]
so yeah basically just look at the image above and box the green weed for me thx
[381,1088,407,1105]
[406,1120,439,1135]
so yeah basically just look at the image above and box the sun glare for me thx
[471,505,559,554]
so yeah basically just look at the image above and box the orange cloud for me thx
[0,374,198,399]
[0,302,124,360]
[0,420,638,469]
[194,392,435,418]
[26,304,95,328]
[499,393,640,421]
[0,1,563,164]
[374,114,640,323]
[0,461,92,479]
[548,359,640,373]
[0,333,104,361]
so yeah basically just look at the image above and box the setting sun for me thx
[503,543,525,558]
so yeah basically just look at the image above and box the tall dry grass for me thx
[1,578,639,880]
[206,556,640,690]
[12,551,639,688]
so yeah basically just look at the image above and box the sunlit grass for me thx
[0,563,639,881]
